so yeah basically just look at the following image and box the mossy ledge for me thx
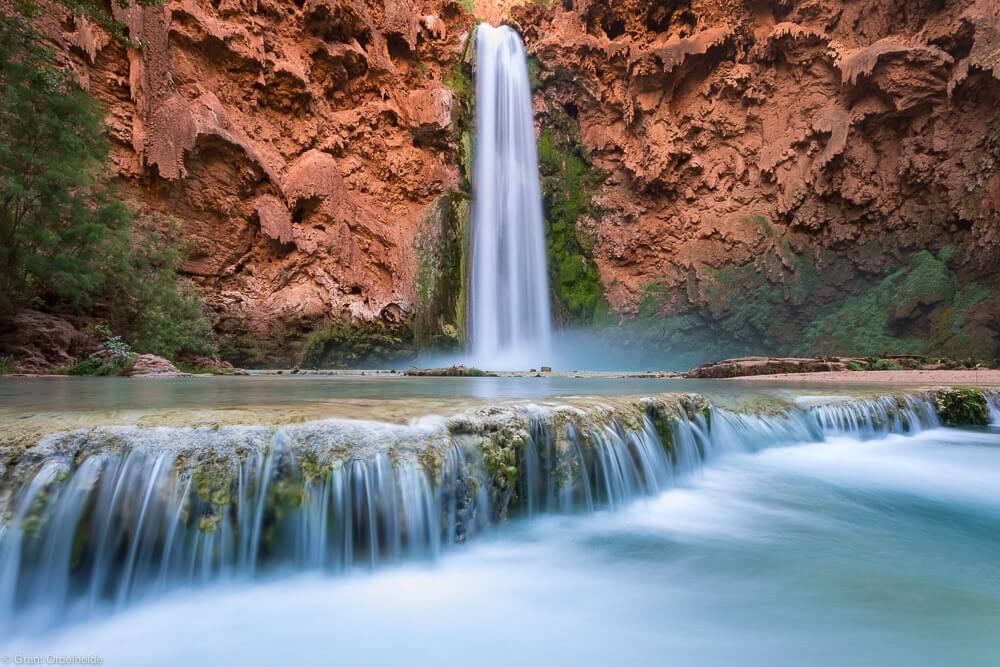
[411,29,476,352]
[7,389,993,531]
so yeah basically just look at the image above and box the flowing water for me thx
[468,24,552,369]
[2,385,1000,665]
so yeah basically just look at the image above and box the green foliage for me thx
[616,237,997,366]
[870,358,903,371]
[526,56,542,92]
[0,16,129,312]
[802,249,978,357]
[67,324,135,375]
[749,215,774,237]
[102,218,215,358]
[638,282,669,318]
[934,387,989,427]
[14,0,162,46]
[94,323,132,363]
[537,110,611,326]
[299,322,411,368]
[0,354,14,375]
[443,40,474,191]
[0,16,214,361]
[67,356,122,376]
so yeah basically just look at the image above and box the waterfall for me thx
[0,393,948,634]
[468,24,552,369]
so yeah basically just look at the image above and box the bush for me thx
[102,217,215,359]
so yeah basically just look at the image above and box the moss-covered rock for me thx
[297,321,413,369]
[413,192,469,350]
[934,387,989,426]
[615,244,997,368]
[537,105,611,326]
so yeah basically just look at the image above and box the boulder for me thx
[127,354,183,378]
[0,310,86,373]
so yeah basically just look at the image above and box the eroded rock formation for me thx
[513,0,1000,360]
[27,0,1000,366]
[38,0,475,365]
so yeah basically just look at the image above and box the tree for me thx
[0,13,131,311]
[0,13,214,359]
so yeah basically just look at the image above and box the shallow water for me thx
[0,375,697,413]
[0,374,958,415]
[4,424,999,666]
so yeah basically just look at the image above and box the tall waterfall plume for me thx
[468,24,552,369]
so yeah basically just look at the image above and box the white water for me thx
[468,24,552,370]
[6,421,1000,666]
[0,393,947,637]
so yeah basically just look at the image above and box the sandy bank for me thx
[729,369,1000,386]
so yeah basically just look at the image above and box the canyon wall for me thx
[513,0,1000,363]
[37,0,474,365]
[30,0,1000,366]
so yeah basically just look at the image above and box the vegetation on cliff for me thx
[620,237,996,367]
[537,106,611,327]
[411,33,475,353]
[0,12,213,364]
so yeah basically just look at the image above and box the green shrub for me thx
[870,358,903,371]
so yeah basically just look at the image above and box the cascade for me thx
[468,24,552,369]
[989,394,1000,425]
[0,393,948,633]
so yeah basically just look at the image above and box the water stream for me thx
[0,389,997,664]
[0,392,964,634]
[468,24,552,369]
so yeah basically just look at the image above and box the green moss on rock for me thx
[537,108,611,326]
[414,192,469,350]
[298,322,412,369]
[934,387,989,427]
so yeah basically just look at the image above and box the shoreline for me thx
[725,369,1000,386]
[3,368,1000,386]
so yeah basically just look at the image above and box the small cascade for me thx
[988,394,1000,426]
[468,24,552,369]
[798,394,939,437]
[0,392,955,633]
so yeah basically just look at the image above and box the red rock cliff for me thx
[32,0,1000,363]
[512,0,1000,359]
[39,0,473,362]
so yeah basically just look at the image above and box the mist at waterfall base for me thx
[421,325,706,372]
[6,423,1000,666]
